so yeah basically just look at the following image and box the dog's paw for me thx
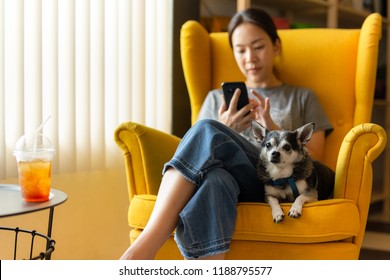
[273,214,285,223]
[288,204,302,218]
[272,209,285,223]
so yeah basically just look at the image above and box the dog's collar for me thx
[268,177,299,199]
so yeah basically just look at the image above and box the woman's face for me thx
[231,23,280,88]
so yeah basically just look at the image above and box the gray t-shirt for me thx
[197,84,333,144]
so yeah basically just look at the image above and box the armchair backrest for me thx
[180,13,382,171]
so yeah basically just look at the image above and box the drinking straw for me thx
[33,116,51,152]
[35,115,52,134]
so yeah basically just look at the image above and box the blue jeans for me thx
[162,119,264,259]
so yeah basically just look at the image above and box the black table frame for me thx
[0,184,67,259]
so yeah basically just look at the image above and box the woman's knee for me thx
[192,119,229,134]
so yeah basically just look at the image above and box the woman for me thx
[120,8,333,260]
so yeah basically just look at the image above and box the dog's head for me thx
[252,121,315,167]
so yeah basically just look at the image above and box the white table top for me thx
[0,184,67,218]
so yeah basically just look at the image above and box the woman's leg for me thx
[120,168,196,260]
[174,167,241,259]
[166,120,263,259]
[120,119,262,259]
[169,119,263,202]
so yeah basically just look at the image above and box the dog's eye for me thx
[265,142,272,149]
[283,144,292,152]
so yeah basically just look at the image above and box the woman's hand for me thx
[250,89,326,161]
[250,89,280,131]
[218,88,255,132]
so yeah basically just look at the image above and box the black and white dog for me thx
[252,121,334,223]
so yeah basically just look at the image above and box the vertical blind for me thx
[0,0,173,179]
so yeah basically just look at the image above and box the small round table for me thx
[0,184,68,259]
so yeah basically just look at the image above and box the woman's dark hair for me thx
[227,8,280,48]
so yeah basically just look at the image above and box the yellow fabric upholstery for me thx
[129,195,360,243]
[114,13,387,259]
[114,122,180,197]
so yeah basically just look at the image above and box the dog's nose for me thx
[271,151,280,163]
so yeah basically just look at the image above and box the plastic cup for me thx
[13,133,55,202]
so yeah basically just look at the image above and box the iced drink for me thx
[17,160,52,202]
[14,132,55,202]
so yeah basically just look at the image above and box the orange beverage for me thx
[17,160,52,202]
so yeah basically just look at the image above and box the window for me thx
[0,0,173,179]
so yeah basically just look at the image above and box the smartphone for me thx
[221,82,249,110]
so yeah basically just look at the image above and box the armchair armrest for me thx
[334,123,387,246]
[335,123,386,200]
[334,123,386,246]
[114,122,181,198]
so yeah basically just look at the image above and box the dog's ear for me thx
[252,121,268,143]
[296,122,315,145]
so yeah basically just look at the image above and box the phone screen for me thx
[221,82,249,110]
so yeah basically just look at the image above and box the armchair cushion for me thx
[234,199,359,243]
[129,195,359,244]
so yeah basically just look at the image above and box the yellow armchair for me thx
[114,13,387,259]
